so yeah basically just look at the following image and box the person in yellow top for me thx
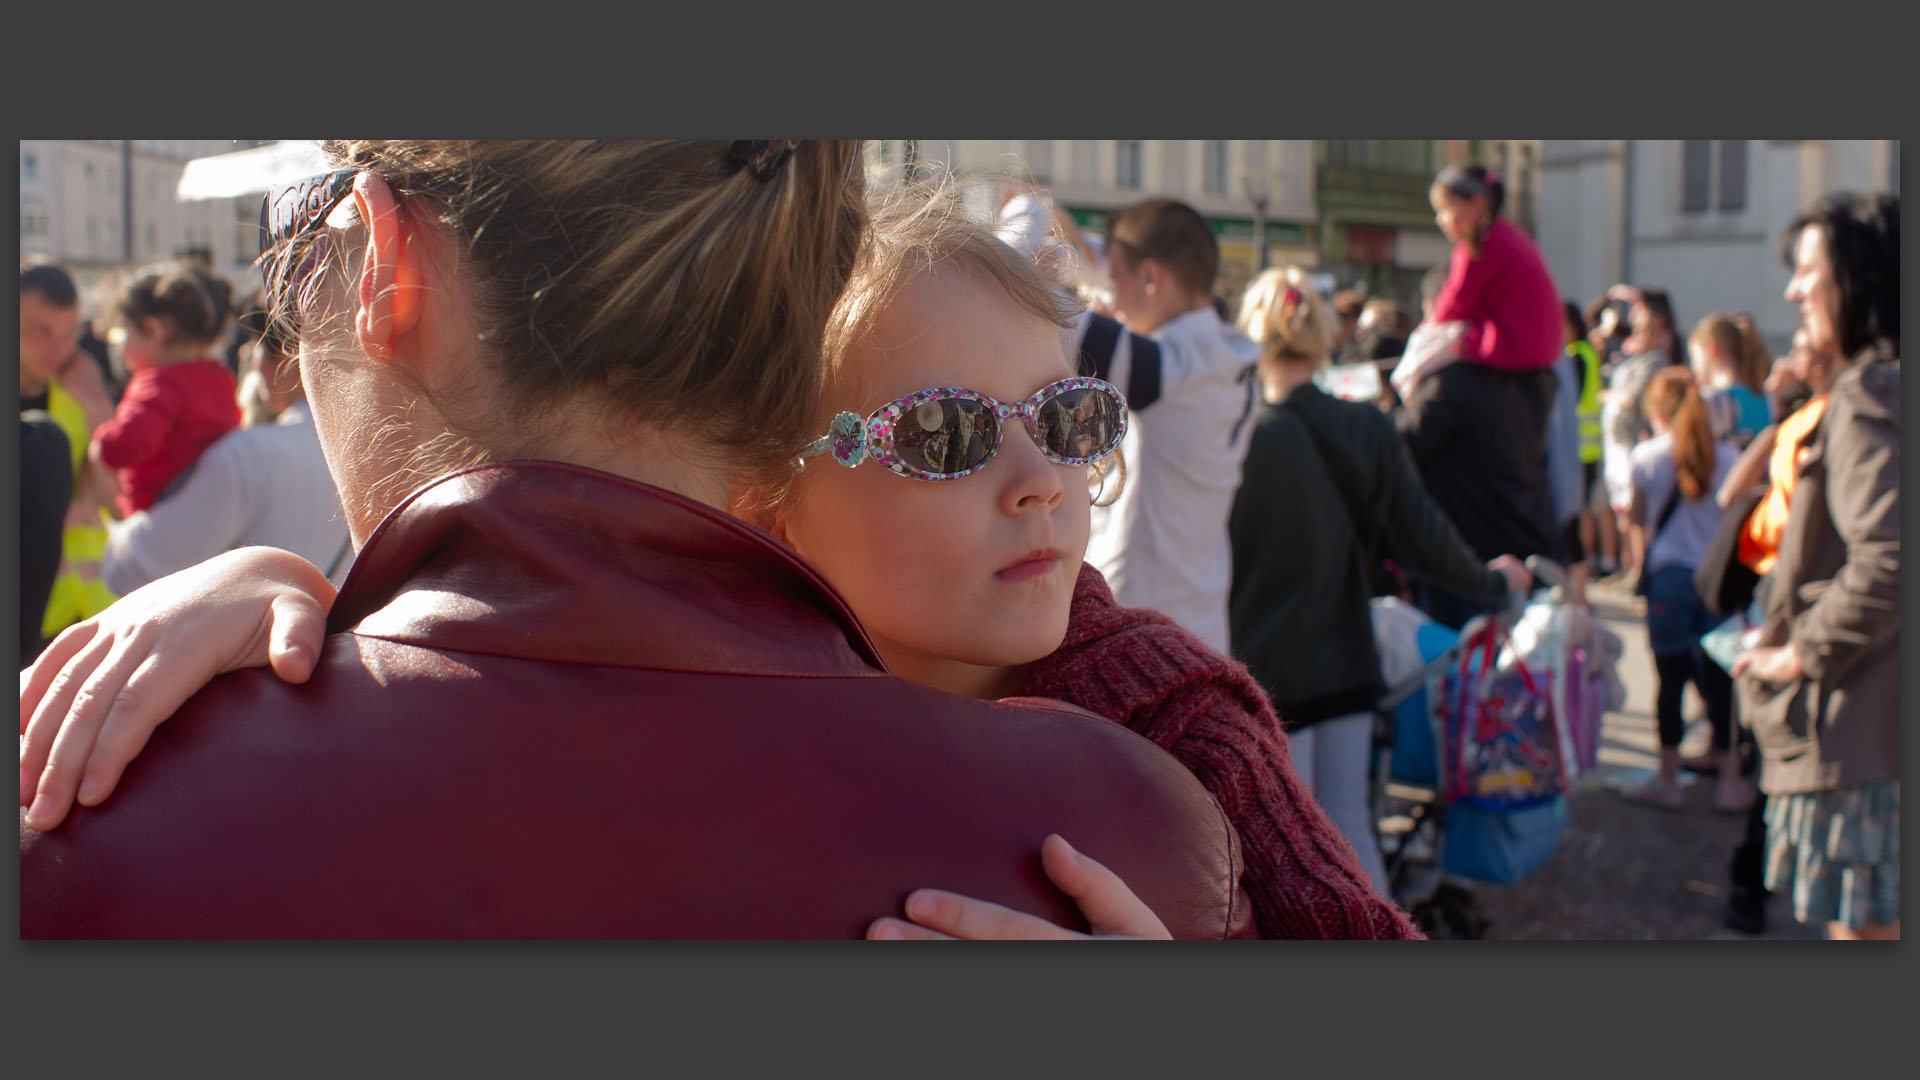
[1563,301,1615,578]
[19,262,120,645]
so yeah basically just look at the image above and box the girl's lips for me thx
[996,548,1062,583]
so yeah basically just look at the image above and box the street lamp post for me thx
[1241,169,1282,274]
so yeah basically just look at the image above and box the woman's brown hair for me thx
[281,140,867,473]
[1643,366,1714,499]
[1689,312,1770,393]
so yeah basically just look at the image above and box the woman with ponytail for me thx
[1619,367,1745,810]
[1229,266,1531,897]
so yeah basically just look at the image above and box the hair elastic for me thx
[729,140,801,181]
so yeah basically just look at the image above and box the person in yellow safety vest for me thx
[1563,300,1619,579]
[20,263,120,645]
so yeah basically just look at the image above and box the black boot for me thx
[1723,793,1769,934]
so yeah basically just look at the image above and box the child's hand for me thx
[19,546,337,831]
[865,835,1173,940]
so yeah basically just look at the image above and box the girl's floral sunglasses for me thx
[793,376,1128,481]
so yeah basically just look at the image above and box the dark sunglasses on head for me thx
[257,168,359,289]
[793,376,1128,481]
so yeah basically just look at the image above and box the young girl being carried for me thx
[88,263,241,516]
[21,187,1420,940]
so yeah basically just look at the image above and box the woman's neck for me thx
[1259,357,1318,404]
[517,410,732,512]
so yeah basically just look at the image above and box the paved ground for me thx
[1387,576,1821,940]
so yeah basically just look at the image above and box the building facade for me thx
[20,140,268,300]
[1310,139,1459,307]
[1535,139,1899,354]
[869,140,1318,308]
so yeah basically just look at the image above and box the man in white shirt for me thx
[1076,199,1259,652]
[104,325,350,594]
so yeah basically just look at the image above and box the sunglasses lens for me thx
[891,396,997,476]
[1035,386,1123,461]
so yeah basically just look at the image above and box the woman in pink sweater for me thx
[23,185,1420,940]
[1397,165,1562,394]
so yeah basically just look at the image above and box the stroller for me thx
[1366,558,1618,937]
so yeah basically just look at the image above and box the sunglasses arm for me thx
[790,410,871,473]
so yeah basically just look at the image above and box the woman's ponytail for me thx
[1645,366,1714,499]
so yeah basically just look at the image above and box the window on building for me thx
[1116,141,1142,189]
[1202,140,1228,195]
[1717,140,1747,212]
[22,209,48,237]
[1683,140,1748,214]
[22,152,38,184]
[146,222,158,252]
[1375,140,1431,175]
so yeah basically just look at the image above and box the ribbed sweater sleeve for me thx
[1016,564,1424,939]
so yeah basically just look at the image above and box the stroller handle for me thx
[1524,555,1569,591]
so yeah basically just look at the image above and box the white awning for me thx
[176,141,331,201]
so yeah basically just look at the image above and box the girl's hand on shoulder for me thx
[865,834,1173,941]
[19,546,337,831]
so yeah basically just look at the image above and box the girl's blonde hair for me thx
[277,140,869,509]
[1689,311,1770,392]
[740,177,1126,525]
[1644,366,1715,499]
[1237,265,1335,365]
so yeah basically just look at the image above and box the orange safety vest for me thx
[1737,395,1828,577]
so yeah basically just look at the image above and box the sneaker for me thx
[1724,884,1767,935]
[1617,774,1686,810]
[1715,781,1757,815]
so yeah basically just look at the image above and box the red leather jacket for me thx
[21,462,1256,939]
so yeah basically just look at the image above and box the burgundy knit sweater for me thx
[1016,564,1424,939]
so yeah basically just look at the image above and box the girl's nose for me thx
[1000,424,1065,514]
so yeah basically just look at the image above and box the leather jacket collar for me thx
[329,461,887,677]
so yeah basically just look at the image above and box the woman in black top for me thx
[1229,266,1531,897]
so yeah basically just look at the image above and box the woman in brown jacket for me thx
[1733,192,1899,940]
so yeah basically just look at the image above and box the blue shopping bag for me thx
[1442,796,1568,885]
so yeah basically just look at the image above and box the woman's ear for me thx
[350,172,423,364]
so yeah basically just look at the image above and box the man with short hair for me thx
[1075,199,1260,652]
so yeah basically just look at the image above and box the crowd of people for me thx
[16,140,1899,941]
